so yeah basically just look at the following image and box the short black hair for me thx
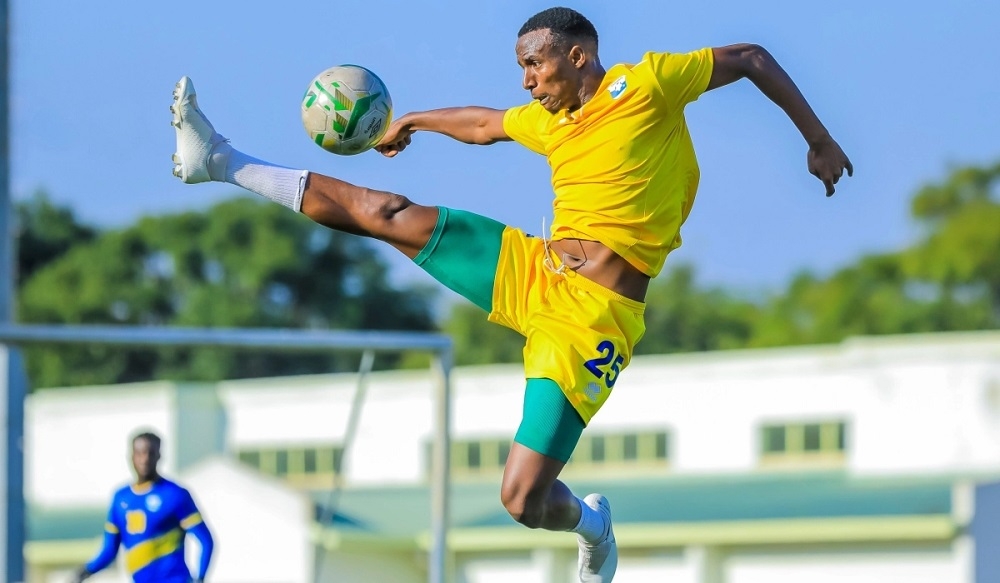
[518,7,598,49]
[132,431,161,450]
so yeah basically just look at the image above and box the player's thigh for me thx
[510,377,586,465]
[523,273,646,425]
[485,226,552,334]
[413,207,507,313]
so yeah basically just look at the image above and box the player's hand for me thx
[69,566,91,583]
[807,135,853,196]
[375,119,415,158]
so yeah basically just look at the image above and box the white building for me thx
[21,331,1000,583]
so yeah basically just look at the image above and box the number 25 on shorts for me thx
[583,340,624,389]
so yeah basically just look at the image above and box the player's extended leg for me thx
[170,76,436,258]
[501,378,617,583]
[299,173,437,259]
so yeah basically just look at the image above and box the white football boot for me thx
[170,76,229,184]
[578,493,618,583]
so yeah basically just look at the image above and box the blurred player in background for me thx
[71,432,214,583]
[170,7,851,582]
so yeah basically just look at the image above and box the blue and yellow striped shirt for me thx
[86,478,213,582]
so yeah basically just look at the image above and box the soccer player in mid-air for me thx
[72,432,214,583]
[171,7,851,582]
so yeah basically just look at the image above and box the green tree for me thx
[14,191,96,286]
[636,264,759,355]
[903,162,1000,315]
[749,255,993,348]
[443,301,524,366]
[745,162,1000,348]
[18,196,438,388]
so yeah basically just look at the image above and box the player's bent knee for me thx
[500,470,553,529]
[360,189,409,227]
[362,190,432,239]
[375,190,413,221]
[500,485,546,529]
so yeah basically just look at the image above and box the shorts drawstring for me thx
[541,216,568,276]
[542,216,590,276]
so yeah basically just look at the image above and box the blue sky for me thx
[10,0,999,295]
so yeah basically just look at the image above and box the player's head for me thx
[515,7,600,113]
[131,431,162,483]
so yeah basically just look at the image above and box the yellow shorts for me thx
[489,227,646,424]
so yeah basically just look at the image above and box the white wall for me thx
[26,383,176,507]
[724,545,963,583]
[218,371,437,486]
[219,347,874,485]
[182,458,313,583]
[598,335,1000,477]
[457,553,544,583]
[219,365,527,486]
[25,332,1000,502]
[456,547,741,583]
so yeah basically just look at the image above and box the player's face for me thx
[131,438,161,482]
[515,29,584,114]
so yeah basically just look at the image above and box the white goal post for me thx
[0,324,454,583]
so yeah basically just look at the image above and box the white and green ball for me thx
[301,65,393,156]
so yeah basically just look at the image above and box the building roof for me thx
[29,507,105,542]
[29,471,953,541]
[310,472,953,534]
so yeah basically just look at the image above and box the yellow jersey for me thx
[503,48,715,278]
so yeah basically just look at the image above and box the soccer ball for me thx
[301,65,393,156]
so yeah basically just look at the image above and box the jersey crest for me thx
[608,75,628,99]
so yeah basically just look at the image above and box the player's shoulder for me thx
[506,99,546,116]
[112,483,134,498]
[156,477,191,495]
[608,52,670,83]
[600,55,663,97]
[614,51,663,69]
[503,99,552,134]
[625,48,712,68]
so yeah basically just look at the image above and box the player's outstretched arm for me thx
[707,44,853,196]
[188,521,214,582]
[375,107,510,157]
[72,527,120,582]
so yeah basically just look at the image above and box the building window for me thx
[623,434,638,461]
[497,441,511,466]
[467,442,482,469]
[654,432,668,460]
[434,430,671,480]
[238,450,260,468]
[759,421,847,468]
[567,431,670,471]
[591,436,606,462]
[303,448,317,473]
[235,444,344,488]
[762,426,786,453]
[445,439,511,478]
[275,450,289,476]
